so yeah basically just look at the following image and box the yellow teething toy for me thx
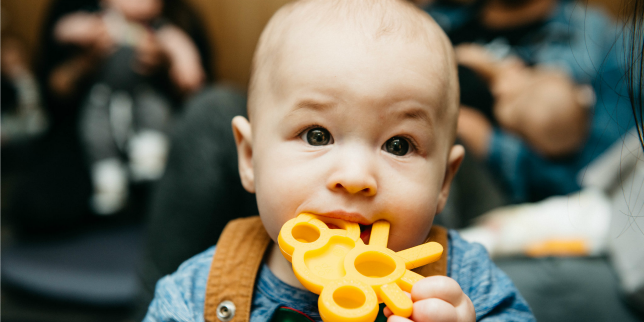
[278,213,443,322]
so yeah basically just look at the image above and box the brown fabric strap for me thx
[204,216,272,322]
[412,225,449,277]
[204,217,449,322]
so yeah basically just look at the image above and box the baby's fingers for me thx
[385,296,457,322]
[410,298,457,322]
[411,276,475,322]
[384,306,393,318]
[386,299,461,322]
[387,314,413,322]
[411,276,462,305]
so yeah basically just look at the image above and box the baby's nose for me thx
[326,152,377,197]
[332,181,376,196]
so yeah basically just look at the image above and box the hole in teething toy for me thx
[354,251,396,278]
[333,286,366,309]
[292,223,320,243]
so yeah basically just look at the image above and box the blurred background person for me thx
[54,0,205,215]
[419,0,643,320]
[424,0,634,231]
[3,0,212,233]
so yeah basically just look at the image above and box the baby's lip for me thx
[312,210,373,244]
[316,210,371,225]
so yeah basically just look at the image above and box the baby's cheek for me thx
[257,186,292,239]
[256,166,309,240]
[385,190,436,251]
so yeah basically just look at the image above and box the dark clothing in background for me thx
[458,65,495,124]
[79,47,172,164]
[136,86,257,318]
[449,18,546,64]
[2,76,19,110]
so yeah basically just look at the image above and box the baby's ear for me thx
[232,116,255,193]
[436,144,465,214]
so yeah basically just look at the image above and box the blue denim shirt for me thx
[427,0,635,202]
[143,230,534,321]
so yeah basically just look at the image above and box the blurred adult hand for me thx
[494,67,591,157]
[455,44,590,158]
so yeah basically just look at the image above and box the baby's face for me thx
[237,26,462,252]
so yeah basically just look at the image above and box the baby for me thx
[144,0,534,321]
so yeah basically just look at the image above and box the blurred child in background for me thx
[54,0,205,214]
[3,0,211,233]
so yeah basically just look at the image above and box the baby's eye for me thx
[383,136,410,156]
[303,127,333,146]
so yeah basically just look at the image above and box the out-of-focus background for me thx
[1,0,643,321]
[0,0,626,88]
[2,0,294,89]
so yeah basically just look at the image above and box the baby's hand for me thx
[384,276,475,322]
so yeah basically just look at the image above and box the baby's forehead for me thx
[250,0,458,131]
[268,0,449,56]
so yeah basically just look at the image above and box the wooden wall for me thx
[183,0,293,88]
[1,0,51,67]
[0,0,629,90]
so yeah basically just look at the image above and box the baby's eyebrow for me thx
[293,100,337,112]
[397,107,432,127]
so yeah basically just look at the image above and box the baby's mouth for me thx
[324,222,372,244]
[360,224,372,244]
